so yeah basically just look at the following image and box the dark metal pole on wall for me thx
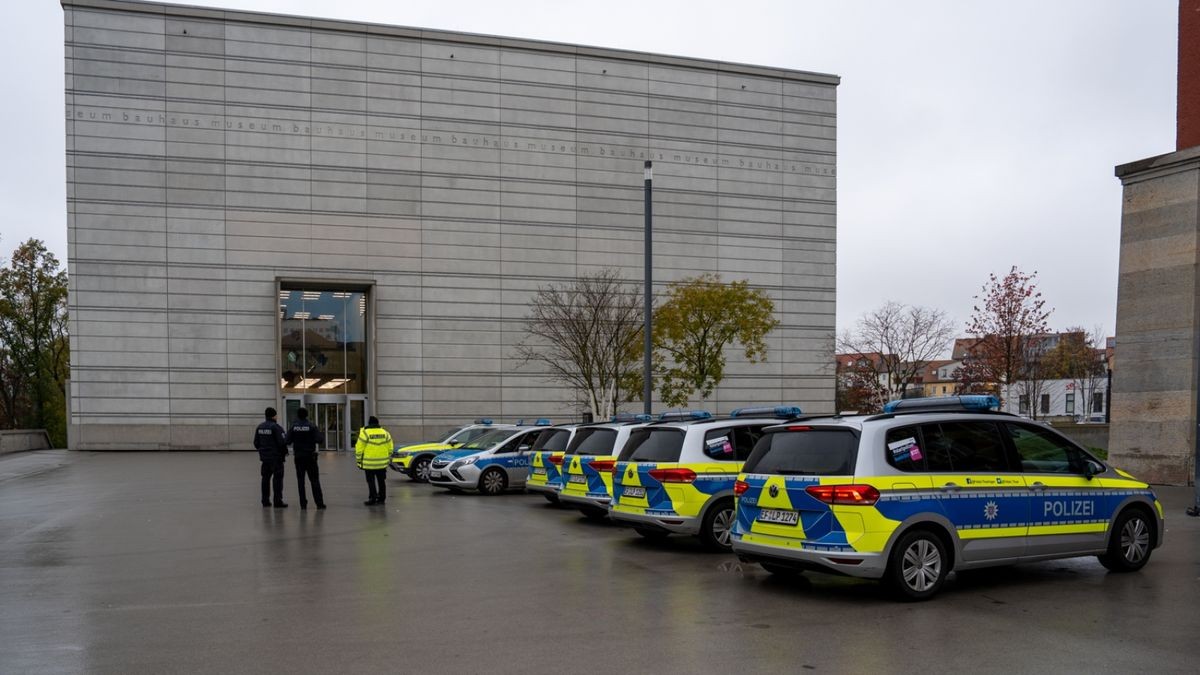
[643,160,653,416]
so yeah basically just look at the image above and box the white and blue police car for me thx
[427,420,557,496]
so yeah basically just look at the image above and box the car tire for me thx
[634,527,669,541]
[542,493,560,505]
[410,456,433,483]
[760,562,803,577]
[885,529,949,601]
[1099,507,1155,572]
[580,506,608,521]
[478,467,507,496]
[699,498,736,552]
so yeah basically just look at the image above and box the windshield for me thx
[459,428,520,450]
[742,429,858,476]
[618,428,685,462]
[444,426,493,445]
[568,428,619,456]
[531,428,571,453]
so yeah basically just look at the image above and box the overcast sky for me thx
[0,0,1178,341]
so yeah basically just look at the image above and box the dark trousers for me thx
[294,455,325,507]
[260,459,284,505]
[364,469,387,503]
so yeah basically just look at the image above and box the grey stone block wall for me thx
[64,0,838,449]
[1111,146,1200,485]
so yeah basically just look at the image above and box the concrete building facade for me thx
[63,0,838,450]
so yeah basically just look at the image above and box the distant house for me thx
[1002,378,1110,423]
[918,359,961,397]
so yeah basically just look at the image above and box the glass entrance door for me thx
[283,395,304,428]
[311,401,345,451]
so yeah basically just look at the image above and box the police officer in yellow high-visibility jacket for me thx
[355,416,394,506]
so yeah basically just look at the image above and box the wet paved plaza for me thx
[1,450,1198,674]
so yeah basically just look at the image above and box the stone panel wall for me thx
[1111,146,1200,485]
[64,0,839,448]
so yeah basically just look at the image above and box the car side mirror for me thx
[449,442,462,448]
[1083,460,1105,480]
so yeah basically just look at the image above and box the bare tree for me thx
[837,301,956,402]
[515,269,643,420]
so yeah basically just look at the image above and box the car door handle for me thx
[1030,481,1046,491]
[941,482,960,492]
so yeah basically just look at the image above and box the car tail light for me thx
[648,467,697,483]
[589,460,616,472]
[733,480,750,496]
[805,484,880,506]
[786,425,812,431]
[548,454,564,466]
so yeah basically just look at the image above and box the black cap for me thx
[368,416,380,426]
[265,407,277,420]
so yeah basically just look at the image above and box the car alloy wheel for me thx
[712,507,735,548]
[700,499,736,551]
[480,468,505,495]
[413,458,432,482]
[1099,507,1155,573]
[901,538,942,593]
[1120,515,1150,564]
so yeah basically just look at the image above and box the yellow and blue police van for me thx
[428,420,557,496]
[525,424,581,504]
[558,415,651,519]
[609,407,802,550]
[389,419,512,482]
[731,396,1165,600]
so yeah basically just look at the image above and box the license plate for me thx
[532,467,546,476]
[622,486,646,499]
[568,474,586,484]
[757,509,799,526]
[430,470,444,479]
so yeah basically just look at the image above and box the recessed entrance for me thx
[279,285,371,450]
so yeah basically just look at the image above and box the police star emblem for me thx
[983,500,1000,521]
[768,484,779,498]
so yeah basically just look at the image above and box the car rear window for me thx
[568,428,619,455]
[742,429,858,476]
[619,428,686,462]
[531,429,571,453]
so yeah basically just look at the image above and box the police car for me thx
[390,419,512,482]
[731,396,1165,600]
[427,420,554,495]
[610,407,803,550]
[558,415,651,519]
[525,425,580,504]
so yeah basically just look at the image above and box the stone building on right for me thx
[1111,1,1200,485]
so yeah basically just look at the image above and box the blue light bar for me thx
[730,405,804,418]
[611,412,653,423]
[474,418,493,425]
[535,418,552,426]
[658,410,713,421]
[882,395,1000,414]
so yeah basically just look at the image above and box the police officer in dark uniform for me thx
[254,407,288,507]
[287,407,326,510]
